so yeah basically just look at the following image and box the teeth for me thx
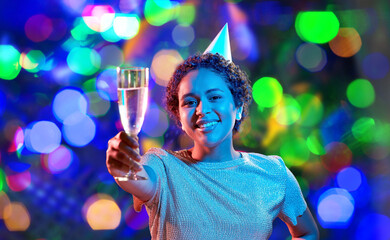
[198,121,218,128]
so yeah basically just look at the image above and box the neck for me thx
[189,138,240,163]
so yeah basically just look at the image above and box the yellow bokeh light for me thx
[3,202,30,231]
[141,137,164,153]
[151,49,183,86]
[84,194,121,230]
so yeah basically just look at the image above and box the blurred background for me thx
[1,0,390,239]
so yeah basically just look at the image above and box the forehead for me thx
[178,68,230,96]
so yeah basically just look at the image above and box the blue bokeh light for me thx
[354,213,390,240]
[62,112,96,147]
[142,103,169,137]
[317,188,355,228]
[336,166,363,191]
[172,24,195,47]
[362,52,389,80]
[52,88,88,123]
[24,121,62,153]
[96,68,117,101]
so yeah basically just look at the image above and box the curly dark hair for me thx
[165,53,252,133]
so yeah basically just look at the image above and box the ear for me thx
[236,106,243,121]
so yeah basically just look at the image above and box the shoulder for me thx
[245,152,286,169]
[144,147,169,158]
[142,147,186,165]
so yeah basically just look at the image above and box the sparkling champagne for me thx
[118,87,148,136]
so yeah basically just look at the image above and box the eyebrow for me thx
[181,88,224,99]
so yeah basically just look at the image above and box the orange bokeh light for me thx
[329,28,362,58]
[3,202,31,231]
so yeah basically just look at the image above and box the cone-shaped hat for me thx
[203,23,232,62]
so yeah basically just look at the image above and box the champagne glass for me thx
[115,66,149,181]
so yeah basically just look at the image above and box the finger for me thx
[110,139,141,162]
[118,131,139,149]
[107,150,142,171]
[107,158,129,176]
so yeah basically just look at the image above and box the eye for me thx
[182,99,197,107]
[209,95,222,101]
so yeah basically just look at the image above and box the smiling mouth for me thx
[195,121,220,129]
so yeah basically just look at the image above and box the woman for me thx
[106,53,319,239]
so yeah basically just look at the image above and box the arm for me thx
[106,131,157,202]
[284,207,319,240]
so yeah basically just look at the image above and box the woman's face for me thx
[177,68,242,148]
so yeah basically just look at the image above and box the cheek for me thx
[178,108,191,125]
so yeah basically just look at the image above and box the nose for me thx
[196,100,211,116]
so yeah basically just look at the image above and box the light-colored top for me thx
[134,148,307,240]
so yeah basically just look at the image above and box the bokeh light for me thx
[6,170,31,192]
[362,52,389,80]
[3,202,31,231]
[96,68,117,101]
[48,18,68,41]
[19,50,46,73]
[52,88,88,123]
[0,170,6,192]
[86,91,111,117]
[351,117,375,142]
[336,167,363,192]
[346,79,375,108]
[119,0,141,13]
[113,14,140,39]
[24,14,53,42]
[0,192,11,219]
[141,137,164,153]
[296,43,327,72]
[321,142,352,173]
[62,112,96,147]
[151,49,183,86]
[317,188,355,228]
[42,145,73,174]
[172,24,195,47]
[24,121,62,154]
[0,45,21,80]
[176,4,196,26]
[295,11,339,44]
[101,26,122,42]
[272,94,301,125]
[144,0,178,26]
[98,44,124,69]
[337,9,371,35]
[71,17,96,41]
[296,93,324,127]
[231,23,258,61]
[354,213,390,240]
[82,5,115,32]
[10,127,24,153]
[62,0,88,13]
[306,130,326,155]
[142,103,169,137]
[252,77,283,108]
[83,194,121,230]
[67,47,101,75]
[280,137,310,167]
[329,28,362,58]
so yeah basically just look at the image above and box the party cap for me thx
[203,23,232,62]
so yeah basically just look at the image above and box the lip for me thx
[195,119,220,132]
